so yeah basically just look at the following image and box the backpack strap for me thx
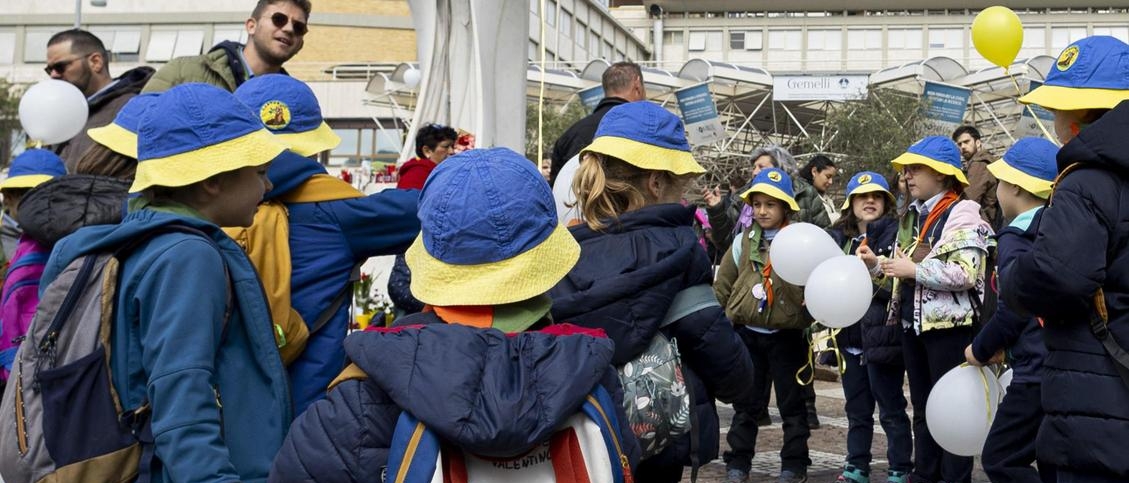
[580,385,632,483]
[385,412,442,483]
[309,262,363,335]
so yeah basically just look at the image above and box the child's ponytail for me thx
[573,153,647,231]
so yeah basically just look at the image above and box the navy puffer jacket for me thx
[549,203,758,467]
[1001,99,1129,478]
[829,217,901,364]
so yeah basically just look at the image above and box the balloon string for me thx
[960,362,995,427]
[795,327,843,386]
[1005,67,1060,147]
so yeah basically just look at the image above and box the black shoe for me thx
[756,408,772,426]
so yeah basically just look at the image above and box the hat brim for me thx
[0,175,54,190]
[1019,85,1129,111]
[740,184,800,211]
[405,222,581,306]
[88,123,138,159]
[987,159,1053,199]
[840,185,896,210]
[891,152,969,186]
[582,136,705,175]
[130,128,285,193]
[274,122,342,157]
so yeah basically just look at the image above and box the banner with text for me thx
[578,85,605,113]
[922,81,971,134]
[1015,81,1056,139]
[772,75,869,101]
[675,83,725,146]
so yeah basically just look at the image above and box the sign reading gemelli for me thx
[772,75,869,101]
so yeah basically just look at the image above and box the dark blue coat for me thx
[548,203,758,467]
[269,315,640,482]
[829,217,901,365]
[1000,100,1129,478]
[971,209,1046,384]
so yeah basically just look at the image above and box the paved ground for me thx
[682,379,991,483]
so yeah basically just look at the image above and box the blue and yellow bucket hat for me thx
[987,137,1059,199]
[581,101,705,175]
[840,171,895,210]
[740,167,799,211]
[891,136,968,186]
[234,74,341,157]
[1019,36,1129,111]
[0,149,66,190]
[87,93,160,159]
[405,147,581,307]
[131,83,286,193]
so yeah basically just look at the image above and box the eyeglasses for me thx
[44,53,92,76]
[269,12,308,36]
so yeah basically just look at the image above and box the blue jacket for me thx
[548,203,758,467]
[971,208,1046,384]
[43,208,291,483]
[267,152,421,416]
[270,314,641,482]
[828,217,901,365]
[1001,100,1129,478]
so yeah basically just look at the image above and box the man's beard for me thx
[251,33,299,68]
[72,61,93,96]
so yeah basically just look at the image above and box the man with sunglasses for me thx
[44,29,154,171]
[144,0,310,93]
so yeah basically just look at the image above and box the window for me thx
[1051,27,1087,50]
[561,10,572,37]
[730,31,745,50]
[90,26,143,61]
[213,25,249,46]
[928,28,963,49]
[545,0,556,27]
[146,29,205,62]
[1094,26,1129,43]
[807,29,842,51]
[328,125,403,167]
[529,0,538,15]
[529,40,539,61]
[887,29,922,49]
[576,21,587,47]
[688,31,707,51]
[0,30,15,65]
[705,31,723,51]
[603,41,613,59]
[767,30,801,50]
[744,31,763,50]
[591,31,600,51]
[24,28,60,63]
[1023,26,1045,49]
[847,29,881,50]
[663,31,683,46]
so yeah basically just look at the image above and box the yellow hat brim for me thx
[1018,85,1129,111]
[891,152,969,186]
[987,159,1053,199]
[0,175,54,190]
[582,136,705,175]
[130,129,285,193]
[405,223,581,307]
[840,185,895,210]
[274,122,342,157]
[88,123,138,159]
[740,184,800,211]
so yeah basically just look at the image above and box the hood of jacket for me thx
[549,203,712,364]
[15,175,130,246]
[344,321,616,458]
[89,66,154,110]
[1058,99,1129,174]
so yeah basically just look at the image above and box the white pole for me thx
[74,0,81,28]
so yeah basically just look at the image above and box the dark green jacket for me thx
[714,224,811,330]
[143,41,246,93]
[793,177,831,228]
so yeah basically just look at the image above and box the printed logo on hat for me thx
[857,174,872,184]
[1057,45,1080,71]
[768,171,783,182]
[260,100,291,130]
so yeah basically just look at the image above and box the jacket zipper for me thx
[14,363,27,455]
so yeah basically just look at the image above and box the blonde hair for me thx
[572,152,693,231]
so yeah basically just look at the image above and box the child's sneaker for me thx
[834,465,869,483]
[886,470,908,483]
[726,468,750,483]
[778,468,808,483]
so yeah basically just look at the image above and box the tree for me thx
[525,100,587,162]
[0,79,23,169]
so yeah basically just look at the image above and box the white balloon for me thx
[402,68,422,88]
[769,222,841,285]
[552,155,583,225]
[926,365,1002,456]
[998,368,1013,398]
[804,256,873,328]
[18,79,88,145]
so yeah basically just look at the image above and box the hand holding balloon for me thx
[857,244,878,270]
[880,249,916,279]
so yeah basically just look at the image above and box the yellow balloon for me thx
[972,6,1024,68]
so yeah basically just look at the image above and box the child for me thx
[1002,36,1129,482]
[0,149,66,381]
[270,147,640,481]
[964,137,1059,483]
[715,167,813,483]
[828,172,911,483]
[547,101,757,482]
[858,136,992,483]
[232,74,420,414]
[40,83,291,482]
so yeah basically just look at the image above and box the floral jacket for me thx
[884,200,993,334]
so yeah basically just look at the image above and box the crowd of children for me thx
[0,31,1127,483]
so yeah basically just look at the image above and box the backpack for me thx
[971,243,999,330]
[0,225,229,483]
[0,238,51,381]
[383,384,633,483]
[223,174,364,365]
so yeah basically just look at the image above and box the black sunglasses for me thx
[44,53,92,76]
[269,12,308,36]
